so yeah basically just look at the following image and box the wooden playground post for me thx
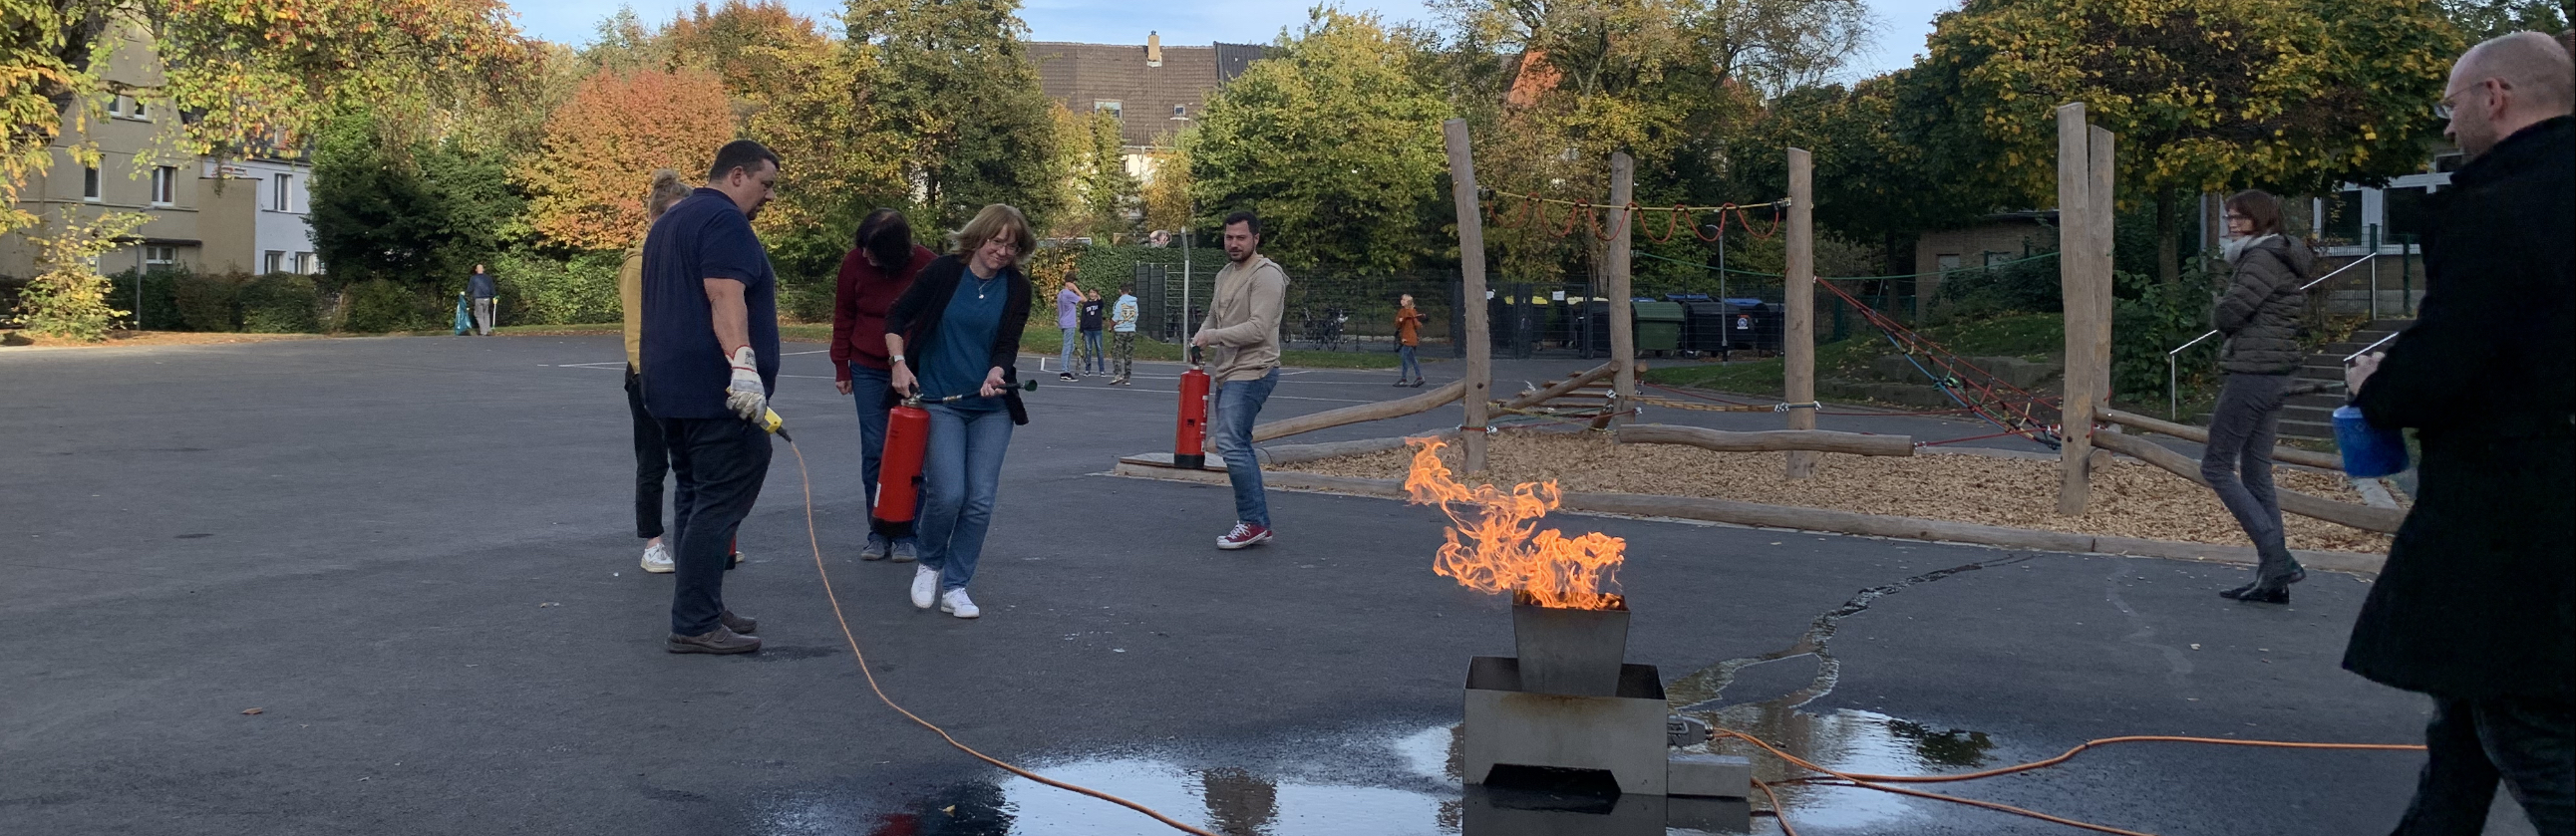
[1607,152,1637,427]
[2055,103,2114,515]
[1443,119,1492,473]
[1782,148,1818,479]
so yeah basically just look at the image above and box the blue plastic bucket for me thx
[2335,406,2410,477]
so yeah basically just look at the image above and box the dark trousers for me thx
[659,417,771,636]
[2391,696,2574,835]
[623,369,669,540]
[2201,373,2298,581]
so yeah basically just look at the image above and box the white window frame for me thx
[272,173,292,212]
[1094,100,1123,121]
[83,165,101,201]
[294,252,315,274]
[150,165,175,205]
[264,251,285,274]
[144,245,176,266]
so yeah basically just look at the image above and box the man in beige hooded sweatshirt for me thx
[1192,211,1288,550]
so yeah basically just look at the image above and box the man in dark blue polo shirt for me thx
[640,139,783,655]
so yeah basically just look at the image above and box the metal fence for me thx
[1122,262,1918,361]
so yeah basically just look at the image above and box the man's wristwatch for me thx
[888,354,906,366]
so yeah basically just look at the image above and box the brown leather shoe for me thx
[666,626,761,654]
[719,609,757,636]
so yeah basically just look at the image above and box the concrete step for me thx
[2279,418,2336,440]
[2286,393,2346,410]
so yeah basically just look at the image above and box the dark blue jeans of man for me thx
[847,363,916,550]
[658,417,771,636]
[1211,367,1279,527]
[917,403,1013,593]
[1398,344,1422,381]
[2390,696,2574,835]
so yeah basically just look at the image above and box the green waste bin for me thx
[1632,300,1685,354]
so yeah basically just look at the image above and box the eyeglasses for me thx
[2434,101,2455,120]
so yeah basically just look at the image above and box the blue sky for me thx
[510,0,1957,80]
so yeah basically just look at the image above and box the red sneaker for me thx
[1217,522,1273,550]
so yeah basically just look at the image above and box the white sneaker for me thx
[939,588,980,619]
[641,540,674,574]
[910,564,939,610]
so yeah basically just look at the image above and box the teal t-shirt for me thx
[921,265,1009,410]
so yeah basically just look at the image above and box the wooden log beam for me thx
[1607,152,1637,427]
[2091,428,2403,533]
[1444,119,1492,473]
[1783,148,1818,479]
[1502,362,1619,411]
[1260,431,1458,466]
[1248,379,1466,444]
[2098,408,2345,471]
[1616,423,1915,457]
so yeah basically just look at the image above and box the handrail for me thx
[2344,330,2402,362]
[2164,251,2381,418]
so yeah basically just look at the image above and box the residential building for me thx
[0,28,318,281]
[1027,33,1269,181]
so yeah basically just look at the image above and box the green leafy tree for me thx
[309,110,522,291]
[1053,105,1139,241]
[843,0,1064,231]
[1190,8,1449,270]
[1908,0,2463,283]
[2439,0,2567,40]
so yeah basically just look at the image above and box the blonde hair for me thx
[644,169,691,221]
[950,203,1036,268]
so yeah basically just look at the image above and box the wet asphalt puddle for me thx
[794,557,2024,835]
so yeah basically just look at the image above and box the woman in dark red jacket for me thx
[831,208,936,563]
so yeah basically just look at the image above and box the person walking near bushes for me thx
[1055,277,1082,381]
[2200,189,2312,605]
[2343,32,2573,835]
[1078,289,1107,377]
[1394,293,1425,387]
[1110,283,1138,385]
[831,207,935,564]
[1196,210,1287,551]
[618,169,696,574]
[882,203,1037,620]
[467,264,497,336]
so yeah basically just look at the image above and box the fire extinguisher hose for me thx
[782,437,1222,836]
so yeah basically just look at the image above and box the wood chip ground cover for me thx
[1278,430,2391,554]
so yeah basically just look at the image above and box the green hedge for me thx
[492,249,622,327]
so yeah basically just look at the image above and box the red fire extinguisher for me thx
[1174,346,1210,469]
[872,395,930,539]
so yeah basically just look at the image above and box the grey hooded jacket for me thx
[2213,235,2313,375]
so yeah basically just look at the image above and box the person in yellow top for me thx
[621,169,695,573]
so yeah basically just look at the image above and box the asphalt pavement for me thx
[0,335,2531,835]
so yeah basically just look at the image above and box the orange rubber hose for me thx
[1718,727,2427,836]
[789,441,1222,836]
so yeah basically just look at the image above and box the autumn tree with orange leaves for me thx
[520,68,737,251]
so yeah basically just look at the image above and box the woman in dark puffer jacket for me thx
[2203,189,2315,604]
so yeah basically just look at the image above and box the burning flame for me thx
[1403,437,1626,610]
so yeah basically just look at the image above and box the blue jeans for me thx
[918,404,1013,592]
[848,364,916,549]
[658,417,771,635]
[1059,327,1078,374]
[1212,368,1279,527]
[1082,330,1106,373]
[1398,344,1422,381]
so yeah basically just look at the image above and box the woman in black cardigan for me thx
[881,204,1035,620]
